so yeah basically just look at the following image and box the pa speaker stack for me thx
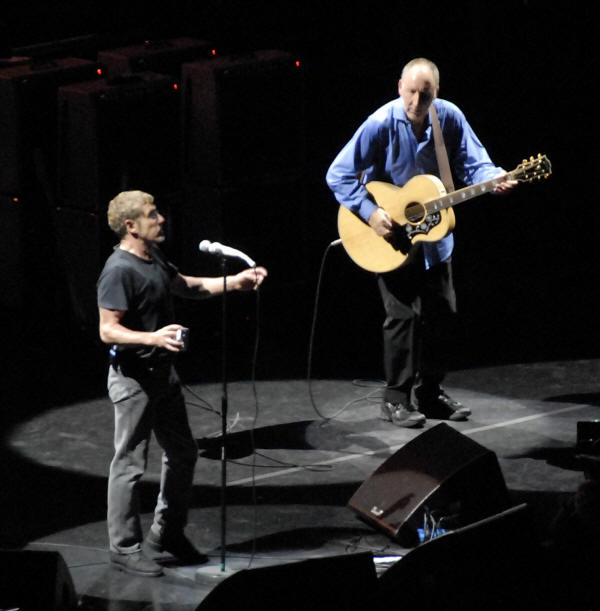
[179,50,307,277]
[0,57,98,195]
[57,71,181,212]
[98,37,214,79]
[0,58,98,312]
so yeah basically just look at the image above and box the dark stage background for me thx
[1,0,597,416]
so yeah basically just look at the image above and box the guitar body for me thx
[337,174,455,273]
[337,154,551,273]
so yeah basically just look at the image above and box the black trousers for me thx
[377,252,457,407]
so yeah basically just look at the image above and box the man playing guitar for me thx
[326,58,517,427]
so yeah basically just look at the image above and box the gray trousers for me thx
[107,362,198,553]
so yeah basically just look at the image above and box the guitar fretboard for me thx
[426,171,518,213]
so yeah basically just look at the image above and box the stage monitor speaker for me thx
[0,57,98,194]
[0,550,78,610]
[57,72,181,211]
[98,37,214,78]
[196,552,376,611]
[348,423,511,545]
[182,50,306,187]
[376,503,544,611]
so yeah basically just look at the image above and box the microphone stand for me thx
[195,255,233,583]
[195,245,257,583]
[219,256,228,573]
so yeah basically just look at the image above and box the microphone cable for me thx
[241,267,339,571]
[180,263,264,569]
[306,238,348,421]
[307,240,387,423]
[246,265,262,569]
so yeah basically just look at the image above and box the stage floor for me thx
[2,358,600,609]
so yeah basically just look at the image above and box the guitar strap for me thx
[429,103,455,193]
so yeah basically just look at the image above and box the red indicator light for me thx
[295,60,301,68]
[211,49,217,56]
[173,83,179,91]
[97,68,103,76]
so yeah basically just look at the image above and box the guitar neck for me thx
[426,170,517,214]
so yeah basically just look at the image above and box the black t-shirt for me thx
[97,245,178,361]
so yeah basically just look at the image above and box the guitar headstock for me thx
[514,154,552,183]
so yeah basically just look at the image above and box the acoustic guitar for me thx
[337,154,552,273]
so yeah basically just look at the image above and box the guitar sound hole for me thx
[405,202,426,225]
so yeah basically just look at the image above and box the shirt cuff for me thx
[357,199,379,223]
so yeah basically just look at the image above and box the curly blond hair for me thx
[107,190,154,238]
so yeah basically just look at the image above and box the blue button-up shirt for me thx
[326,97,503,268]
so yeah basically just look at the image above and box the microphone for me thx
[199,240,256,267]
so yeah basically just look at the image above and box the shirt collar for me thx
[392,97,436,129]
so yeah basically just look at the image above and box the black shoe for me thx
[109,550,163,577]
[145,530,208,565]
[415,390,471,421]
[380,402,426,428]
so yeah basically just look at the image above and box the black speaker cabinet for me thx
[182,50,306,187]
[348,423,510,545]
[52,207,113,332]
[376,503,543,611]
[0,192,58,311]
[98,37,214,78]
[0,194,26,310]
[180,180,308,278]
[0,550,78,610]
[197,552,376,611]
[0,57,98,193]
[57,72,181,211]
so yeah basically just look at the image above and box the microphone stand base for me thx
[194,563,239,584]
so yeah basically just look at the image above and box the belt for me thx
[110,347,173,376]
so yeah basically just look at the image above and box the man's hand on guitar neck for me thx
[368,207,394,238]
[493,172,518,194]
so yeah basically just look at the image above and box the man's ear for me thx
[124,218,137,237]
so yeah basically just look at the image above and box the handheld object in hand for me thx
[175,327,189,351]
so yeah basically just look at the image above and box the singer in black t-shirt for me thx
[97,190,266,577]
